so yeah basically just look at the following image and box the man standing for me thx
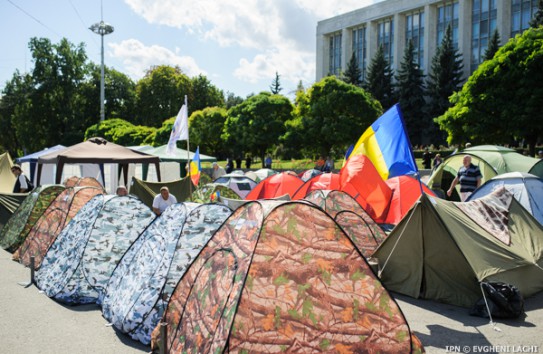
[11,165,32,193]
[447,155,482,201]
[152,186,177,216]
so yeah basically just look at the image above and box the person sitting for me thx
[152,186,177,216]
[116,185,128,196]
[433,154,443,170]
[212,162,226,180]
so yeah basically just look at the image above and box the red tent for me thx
[245,172,304,200]
[292,173,340,200]
[340,155,392,221]
[383,175,436,225]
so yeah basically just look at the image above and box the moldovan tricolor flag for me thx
[166,102,188,155]
[349,104,418,180]
[190,146,201,186]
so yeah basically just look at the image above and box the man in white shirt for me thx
[211,162,226,180]
[152,186,177,216]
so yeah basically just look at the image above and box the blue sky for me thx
[1,0,380,99]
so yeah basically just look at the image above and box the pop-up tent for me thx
[245,172,304,200]
[37,137,161,186]
[101,202,231,345]
[13,186,105,269]
[151,200,423,353]
[304,190,387,257]
[212,174,257,199]
[467,172,543,225]
[373,188,543,308]
[36,194,156,304]
[0,185,65,252]
[427,145,543,200]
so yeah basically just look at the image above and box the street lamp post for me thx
[89,21,114,122]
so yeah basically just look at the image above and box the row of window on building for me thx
[328,0,538,80]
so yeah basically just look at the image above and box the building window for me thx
[377,18,394,66]
[406,10,425,69]
[512,0,538,36]
[437,1,459,48]
[329,32,342,76]
[471,0,497,72]
[352,26,367,81]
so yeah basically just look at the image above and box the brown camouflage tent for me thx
[151,200,423,353]
[13,186,105,269]
[304,189,387,257]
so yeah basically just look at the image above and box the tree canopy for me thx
[436,27,543,154]
[297,76,382,157]
[364,45,396,110]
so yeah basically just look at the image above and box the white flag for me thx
[166,103,188,155]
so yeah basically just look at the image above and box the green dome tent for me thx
[427,145,543,201]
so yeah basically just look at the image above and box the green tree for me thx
[342,52,363,87]
[135,65,190,127]
[364,45,396,110]
[224,91,244,109]
[80,64,137,123]
[270,71,282,94]
[0,71,33,156]
[188,107,228,159]
[427,25,464,143]
[9,37,89,152]
[436,27,543,155]
[396,39,427,146]
[223,92,293,165]
[297,76,382,157]
[189,74,225,112]
[484,29,501,61]
[530,0,543,28]
[85,118,155,146]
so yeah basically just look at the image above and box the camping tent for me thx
[0,185,65,252]
[244,168,277,183]
[16,145,66,184]
[36,137,161,186]
[101,202,231,345]
[245,172,304,200]
[299,168,323,181]
[128,176,193,208]
[427,145,543,200]
[467,172,543,225]
[373,188,543,308]
[212,174,257,199]
[339,154,393,221]
[0,152,16,193]
[384,175,436,225]
[150,200,423,353]
[304,190,387,257]
[13,186,105,269]
[35,195,156,304]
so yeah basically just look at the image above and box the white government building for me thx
[316,0,538,82]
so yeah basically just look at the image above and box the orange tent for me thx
[339,154,392,221]
[383,175,436,225]
[245,172,304,200]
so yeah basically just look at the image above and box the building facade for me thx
[316,0,538,82]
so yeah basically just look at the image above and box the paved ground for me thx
[1,247,541,354]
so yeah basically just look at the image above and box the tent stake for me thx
[160,322,168,354]
[18,256,35,288]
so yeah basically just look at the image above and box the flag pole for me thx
[184,95,193,201]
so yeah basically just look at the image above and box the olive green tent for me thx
[427,145,543,201]
[128,176,193,208]
[373,188,543,308]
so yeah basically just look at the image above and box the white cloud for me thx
[123,0,383,88]
[108,39,206,79]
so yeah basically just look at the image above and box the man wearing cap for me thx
[11,165,32,193]
[152,186,177,216]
